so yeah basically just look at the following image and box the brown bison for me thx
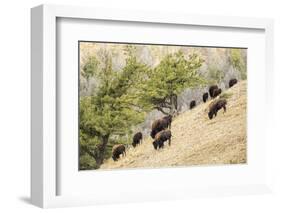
[163,115,172,129]
[190,100,196,109]
[208,99,227,119]
[150,115,172,139]
[132,132,143,147]
[203,92,209,103]
[209,85,218,98]
[212,88,222,98]
[112,144,126,161]
[229,78,238,88]
[152,129,172,150]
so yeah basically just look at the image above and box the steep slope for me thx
[100,81,247,170]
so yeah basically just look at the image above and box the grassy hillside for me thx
[100,81,247,170]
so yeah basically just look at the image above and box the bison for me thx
[163,115,172,129]
[229,78,238,88]
[209,85,218,98]
[212,88,222,98]
[203,92,209,103]
[190,100,196,109]
[152,129,172,150]
[150,115,172,139]
[132,132,143,147]
[112,144,126,161]
[208,98,227,119]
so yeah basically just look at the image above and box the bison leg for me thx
[168,138,171,146]
[223,105,226,113]
[156,143,160,150]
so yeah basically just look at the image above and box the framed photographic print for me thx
[31,4,274,208]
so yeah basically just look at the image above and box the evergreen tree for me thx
[79,53,146,169]
[135,51,205,115]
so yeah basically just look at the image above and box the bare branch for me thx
[154,106,169,115]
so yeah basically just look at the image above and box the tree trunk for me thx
[154,94,178,116]
[154,106,170,115]
[169,94,178,115]
[83,135,110,168]
[95,134,110,167]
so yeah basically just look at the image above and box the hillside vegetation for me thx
[100,81,247,169]
[79,42,247,170]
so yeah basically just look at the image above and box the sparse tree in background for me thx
[230,49,247,80]
[135,51,205,115]
[123,44,137,57]
[208,66,225,85]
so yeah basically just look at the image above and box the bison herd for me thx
[112,78,238,161]
[188,78,237,110]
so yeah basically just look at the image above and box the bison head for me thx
[112,155,117,161]
[152,141,158,150]
[208,111,213,119]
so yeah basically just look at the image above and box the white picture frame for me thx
[31,4,274,208]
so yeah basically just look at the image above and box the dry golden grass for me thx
[100,81,247,170]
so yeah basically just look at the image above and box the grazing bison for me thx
[212,88,222,98]
[229,78,238,88]
[112,144,126,161]
[152,130,172,150]
[190,100,196,109]
[203,92,209,103]
[132,132,143,147]
[150,115,172,139]
[209,85,218,98]
[208,98,227,119]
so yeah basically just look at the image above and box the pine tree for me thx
[135,51,205,115]
[79,52,146,169]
